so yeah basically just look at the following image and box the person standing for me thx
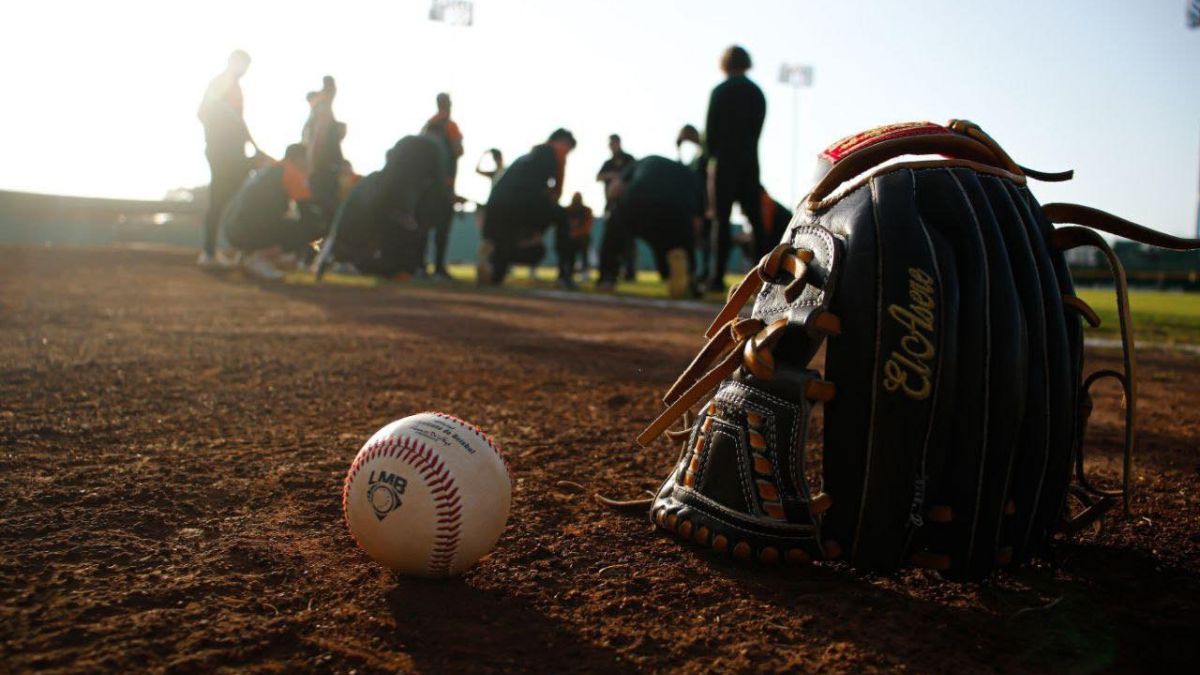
[596,134,636,280]
[420,93,465,280]
[704,45,767,292]
[558,192,594,288]
[197,49,258,269]
[474,148,505,281]
[305,76,343,224]
[676,123,712,280]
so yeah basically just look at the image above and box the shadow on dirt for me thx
[259,275,695,386]
[385,579,625,674]
[680,535,1200,672]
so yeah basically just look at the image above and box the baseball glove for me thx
[640,120,1200,578]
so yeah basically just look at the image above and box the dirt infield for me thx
[2,246,1198,673]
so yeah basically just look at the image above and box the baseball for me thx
[342,412,511,577]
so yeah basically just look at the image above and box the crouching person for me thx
[313,135,451,280]
[479,129,576,285]
[222,143,327,280]
[598,155,703,299]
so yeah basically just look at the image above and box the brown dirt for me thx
[1,246,1198,674]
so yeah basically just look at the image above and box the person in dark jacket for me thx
[480,129,576,285]
[596,134,637,280]
[313,135,451,280]
[704,45,767,292]
[598,155,704,298]
[221,144,326,280]
[197,49,258,268]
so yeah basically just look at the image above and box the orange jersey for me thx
[568,206,594,238]
[281,160,312,201]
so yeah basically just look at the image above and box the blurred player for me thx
[596,134,637,280]
[419,93,465,280]
[473,148,505,278]
[735,187,793,263]
[314,135,451,280]
[704,45,766,292]
[480,129,576,285]
[557,192,594,288]
[305,76,344,221]
[597,154,704,299]
[197,49,259,269]
[220,144,326,280]
[475,148,505,185]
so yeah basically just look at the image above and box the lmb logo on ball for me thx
[367,470,408,521]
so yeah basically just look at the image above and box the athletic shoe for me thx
[432,268,454,282]
[595,279,616,293]
[242,252,284,281]
[555,276,578,291]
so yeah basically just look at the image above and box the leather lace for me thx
[637,244,810,446]
[1047,204,1200,519]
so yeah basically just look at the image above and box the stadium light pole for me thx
[428,0,475,93]
[778,63,813,207]
[1190,1,1200,237]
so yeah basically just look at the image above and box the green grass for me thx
[287,263,741,302]
[285,265,1200,346]
[1077,288,1200,345]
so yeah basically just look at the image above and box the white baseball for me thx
[342,412,511,577]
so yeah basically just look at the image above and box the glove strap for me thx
[1048,205,1200,518]
[1050,224,1138,518]
[638,244,815,446]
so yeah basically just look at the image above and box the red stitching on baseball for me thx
[342,432,463,577]
[424,411,507,466]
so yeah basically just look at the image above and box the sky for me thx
[2,0,1199,236]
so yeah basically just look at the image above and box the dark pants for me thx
[337,208,425,278]
[483,193,565,284]
[203,146,249,256]
[309,167,341,224]
[622,237,638,279]
[492,239,546,283]
[554,227,589,281]
[575,235,591,274]
[429,216,451,272]
[429,160,458,272]
[710,161,765,283]
[599,198,694,284]
[227,216,325,255]
[695,216,713,280]
[415,184,455,273]
[353,216,424,277]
